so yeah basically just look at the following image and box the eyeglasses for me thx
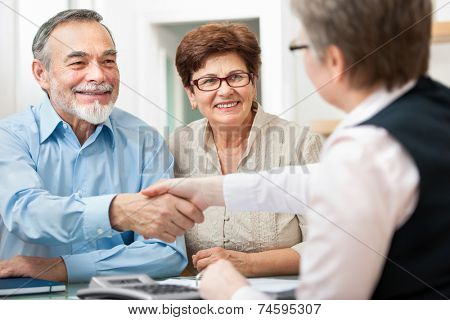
[191,72,253,92]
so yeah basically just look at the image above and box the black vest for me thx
[359,76,450,299]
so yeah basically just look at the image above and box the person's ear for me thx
[32,59,50,91]
[184,87,198,110]
[324,45,346,83]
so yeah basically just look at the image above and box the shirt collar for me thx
[39,96,115,148]
[101,116,116,149]
[336,79,417,130]
[39,96,64,144]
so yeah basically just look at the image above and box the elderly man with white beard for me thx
[0,9,203,283]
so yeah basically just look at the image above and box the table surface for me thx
[2,275,298,300]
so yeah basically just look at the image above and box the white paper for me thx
[158,277,299,293]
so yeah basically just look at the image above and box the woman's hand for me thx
[193,247,254,276]
[140,176,225,211]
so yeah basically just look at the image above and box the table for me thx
[3,276,298,300]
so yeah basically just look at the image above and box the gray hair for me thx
[32,9,115,69]
[291,0,431,90]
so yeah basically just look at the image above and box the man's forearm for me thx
[63,237,187,282]
[1,191,115,246]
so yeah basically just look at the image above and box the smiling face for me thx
[185,52,257,128]
[35,20,120,124]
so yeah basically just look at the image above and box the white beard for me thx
[63,99,114,125]
[50,79,116,125]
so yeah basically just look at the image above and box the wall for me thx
[96,0,293,132]
[1,0,449,129]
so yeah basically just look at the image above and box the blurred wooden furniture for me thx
[310,119,341,138]
[432,22,450,43]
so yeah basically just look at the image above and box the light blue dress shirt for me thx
[0,97,187,282]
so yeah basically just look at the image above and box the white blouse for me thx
[225,81,420,299]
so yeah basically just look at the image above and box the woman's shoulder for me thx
[258,110,315,140]
[257,109,323,163]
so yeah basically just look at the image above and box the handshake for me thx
[109,176,225,242]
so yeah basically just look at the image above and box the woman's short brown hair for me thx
[175,23,261,89]
[292,0,432,90]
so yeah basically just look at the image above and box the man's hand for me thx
[109,193,204,242]
[193,247,254,276]
[0,255,68,282]
[199,259,248,300]
[140,176,225,211]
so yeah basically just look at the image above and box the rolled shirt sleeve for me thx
[62,236,187,282]
[290,214,307,256]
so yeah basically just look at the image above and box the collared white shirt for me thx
[225,81,420,299]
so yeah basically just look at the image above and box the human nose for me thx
[85,61,106,83]
[217,78,233,96]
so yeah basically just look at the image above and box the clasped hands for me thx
[108,175,223,243]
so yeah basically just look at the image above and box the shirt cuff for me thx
[223,173,259,211]
[62,251,99,282]
[232,285,272,300]
[291,242,305,256]
[82,194,116,241]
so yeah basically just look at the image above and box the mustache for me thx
[72,82,114,94]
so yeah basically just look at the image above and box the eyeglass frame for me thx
[190,72,255,92]
[289,43,309,51]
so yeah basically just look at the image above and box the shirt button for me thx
[63,123,68,130]
[224,216,230,221]
[97,228,104,235]
[223,239,230,243]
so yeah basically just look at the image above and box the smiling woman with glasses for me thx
[169,22,322,278]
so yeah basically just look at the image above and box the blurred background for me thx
[1,0,449,135]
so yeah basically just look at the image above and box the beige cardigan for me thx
[168,105,322,274]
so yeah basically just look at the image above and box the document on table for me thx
[0,277,66,296]
[159,277,299,293]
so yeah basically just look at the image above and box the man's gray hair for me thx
[32,9,115,69]
[291,0,431,90]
